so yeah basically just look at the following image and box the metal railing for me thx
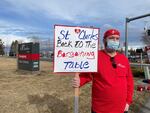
[130,63,150,79]
[130,63,150,67]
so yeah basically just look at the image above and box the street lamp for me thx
[125,13,150,57]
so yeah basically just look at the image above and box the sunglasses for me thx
[110,57,117,68]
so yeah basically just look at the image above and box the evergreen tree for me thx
[9,40,18,56]
[0,39,5,56]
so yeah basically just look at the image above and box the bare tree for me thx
[141,31,150,45]
[27,36,40,43]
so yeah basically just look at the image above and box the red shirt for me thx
[80,50,134,113]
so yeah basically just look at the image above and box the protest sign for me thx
[54,25,99,72]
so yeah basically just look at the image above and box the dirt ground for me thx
[0,57,149,113]
[0,57,91,113]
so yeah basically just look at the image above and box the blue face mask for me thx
[107,40,120,50]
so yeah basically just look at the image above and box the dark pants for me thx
[91,110,96,113]
[124,111,128,113]
[91,110,128,113]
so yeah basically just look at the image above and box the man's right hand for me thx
[72,76,80,88]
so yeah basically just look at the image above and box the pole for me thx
[74,73,79,113]
[127,13,150,22]
[125,18,128,57]
[125,13,150,57]
[140,53,143,69]
[17,43,19,70]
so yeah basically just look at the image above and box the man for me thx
[72,29,134,113]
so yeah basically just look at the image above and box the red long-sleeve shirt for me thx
[80,50,134,113]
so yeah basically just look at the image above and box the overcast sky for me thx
[0,0,150,48]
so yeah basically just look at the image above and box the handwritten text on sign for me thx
[54,25,99,72]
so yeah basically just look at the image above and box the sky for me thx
[0,0,150,49]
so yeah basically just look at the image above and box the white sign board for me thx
[145,46,150,62]
[54,25,99,72]
[147,50,150,62]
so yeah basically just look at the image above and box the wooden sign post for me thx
[54,25,99,113]
[74,73,79,113]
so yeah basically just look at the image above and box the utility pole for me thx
[125,13,150,57]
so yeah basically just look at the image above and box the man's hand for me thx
[124,103,129,111]
[72,77,80,88]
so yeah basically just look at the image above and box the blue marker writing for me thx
[64,61,89,69]
[78,29,98,40]
[58,30,70,40]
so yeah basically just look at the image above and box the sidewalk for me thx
[138,97,150,113]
